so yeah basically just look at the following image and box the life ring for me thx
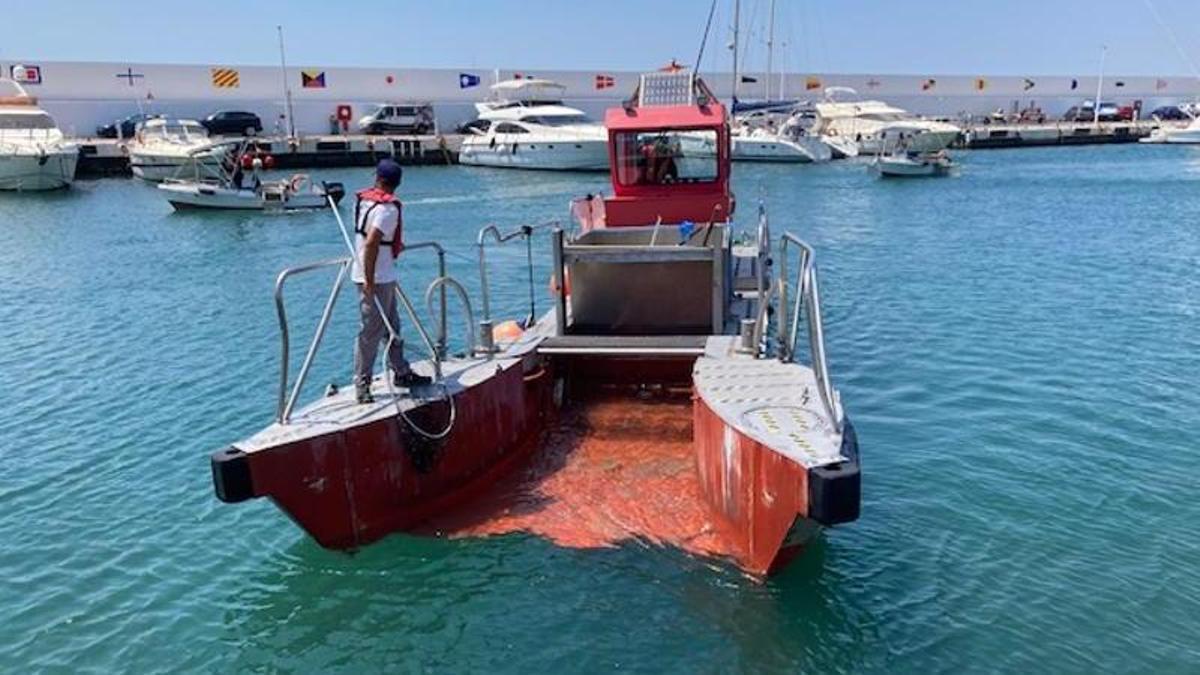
[288,174,307,192]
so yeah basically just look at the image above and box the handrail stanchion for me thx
[778,232,841,428]
[283,261,349,421]
[273,256,353,423]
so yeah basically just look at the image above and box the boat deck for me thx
[695,336,846,469]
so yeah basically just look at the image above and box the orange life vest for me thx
[354,187,404,258]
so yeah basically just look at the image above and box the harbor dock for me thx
[76,133,463,177]
[958,120,1159,149]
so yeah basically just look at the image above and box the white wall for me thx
[6,59,1197,136]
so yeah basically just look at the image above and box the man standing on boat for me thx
[352,159,432,404]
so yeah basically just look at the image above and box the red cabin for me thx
[597,74,734,228]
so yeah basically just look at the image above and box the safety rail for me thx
[272,241,455,424]
[476,220,560,351]
[776,232,842,428]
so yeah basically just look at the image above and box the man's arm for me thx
[362,228,383,294]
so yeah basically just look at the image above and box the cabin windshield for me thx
[0,112,55,129]
[613,129,719,186]
[523,114,590,126]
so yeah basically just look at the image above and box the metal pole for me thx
[551,228,566,335]
[1093,45,1107,128]
[766,0,776,101]
[277,25,296,139]
[730,0,740,105]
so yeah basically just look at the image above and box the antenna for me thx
[730,0,741,104]
[694,0,720,75]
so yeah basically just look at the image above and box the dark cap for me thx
[376,158,403,185]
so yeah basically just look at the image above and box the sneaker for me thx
[395,372,433,388]
[356,388,375,404]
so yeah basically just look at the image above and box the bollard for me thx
[738,318,756,354]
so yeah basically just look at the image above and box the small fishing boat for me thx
[1139,116,1200,144]
[871,150,955,178]
[158,142,345,211]
[209,72,860,577]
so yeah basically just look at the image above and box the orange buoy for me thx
[492,320,524,342]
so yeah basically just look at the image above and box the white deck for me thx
[694,337,847,470]
[235,328,545,454]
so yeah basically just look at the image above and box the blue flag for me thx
[679,220,695,241]
[459,73,480,89]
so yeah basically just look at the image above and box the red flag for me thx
[594,74,615,90]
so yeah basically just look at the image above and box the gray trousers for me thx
[354,282,412,389]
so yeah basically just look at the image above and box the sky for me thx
[4,0,1200,77]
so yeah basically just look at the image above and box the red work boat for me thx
[211,72,859,577]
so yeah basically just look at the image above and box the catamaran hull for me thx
[459,139,609,171]
[0,151,78,190]
[212,359,553,550]
[692,380,861,575]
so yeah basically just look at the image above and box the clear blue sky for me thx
[4,0,1200,76]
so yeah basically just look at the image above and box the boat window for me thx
[613,130,719,186]
[524,114,590,127]
[495,122,529,134]
[0,112,55,129]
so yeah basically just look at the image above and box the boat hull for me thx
[159,181,334,211]
[732,135,832,163]
[212,357,553,549]
[459,138,609,171]
[692,376,861,576]
[0,150,78,190]
[130,153,220,182]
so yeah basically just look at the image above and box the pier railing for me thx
[271,242,454,424]
[776,231,842,428]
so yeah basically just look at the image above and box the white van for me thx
[357,103,435,135]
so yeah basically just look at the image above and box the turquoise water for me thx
[1,146,1198,672]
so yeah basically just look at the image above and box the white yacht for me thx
[458,79,608,171]
[0,79,78,191]
[1140,117,1200,144]
[128,118,220,181]
[813,88,961,155]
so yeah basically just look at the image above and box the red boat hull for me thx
[213,361,554,549]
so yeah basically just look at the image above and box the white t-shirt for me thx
[352,199,401,284]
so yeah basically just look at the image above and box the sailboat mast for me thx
[766,0,776,101]
[731,0,740,104]
[277,25,296,139]
[1093,45,1107,127]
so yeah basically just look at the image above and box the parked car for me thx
[95,113,162,139]
[358,103,435,135]
[1062,102,1120,122]
[1149,105,1189,121]
[201,110,263,136]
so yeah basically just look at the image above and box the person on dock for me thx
[352,159,432,404]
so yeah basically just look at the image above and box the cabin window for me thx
[495,123,529,134]
[0,113,55,129]
[613,130,719,186]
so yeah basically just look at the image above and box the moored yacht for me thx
[0,78,78,191]
[458,78,608,170]
[128,118,221,182]
[1140,116,1200,144]
[814,88,961,154]
[209,71,860,578]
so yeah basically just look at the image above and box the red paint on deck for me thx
[423,392,733,560]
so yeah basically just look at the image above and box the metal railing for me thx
[776,232,842,428]
[272,241,454,424]
[476,221,559,349]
